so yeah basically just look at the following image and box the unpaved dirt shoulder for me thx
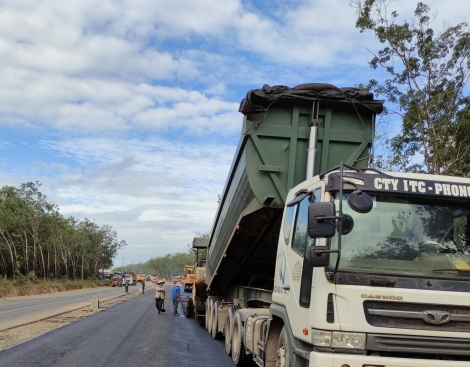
[0,291,140,352]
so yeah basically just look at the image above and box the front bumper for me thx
[308,351,470,367]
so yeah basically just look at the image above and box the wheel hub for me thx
[276,344,286,367]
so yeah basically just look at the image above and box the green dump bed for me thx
[207,83,383,295]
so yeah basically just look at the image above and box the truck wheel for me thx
[211,301,222,339]
[185,298,194,318]
[206,300,213,332]
[276,326,291,367]
[112,284,115,287]
[231,312,251,366]
[224,306,236,355]
[198,317,205,326]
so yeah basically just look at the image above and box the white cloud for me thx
[9,135,234,261]
[0,69,241,133]
[1,0,466,134]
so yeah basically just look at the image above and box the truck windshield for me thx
[329,193,470,278]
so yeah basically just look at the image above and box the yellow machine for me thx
[182,265,195,292]
[136,274,145,282]
[183,237,208,323]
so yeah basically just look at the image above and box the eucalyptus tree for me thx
[0,186,24,278]
[353,0,470,174]
[0,182,127,280]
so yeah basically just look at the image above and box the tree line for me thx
[119,252,196,280]
[0,182,127,281]
[115,241,207,280]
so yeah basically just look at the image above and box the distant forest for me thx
[116,252,197,280]
[0,182,127,280]
[116,241,207,280]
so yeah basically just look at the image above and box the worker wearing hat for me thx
[155,280,166,314]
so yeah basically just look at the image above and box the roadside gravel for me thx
[0,291,140,351]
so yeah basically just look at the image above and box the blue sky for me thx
[0,0,468,267]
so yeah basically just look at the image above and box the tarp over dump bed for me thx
[239,83,384,116]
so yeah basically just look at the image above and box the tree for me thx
[352,0,470,175]
[0,182,128,280]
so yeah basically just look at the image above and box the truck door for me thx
[274,185,322,342]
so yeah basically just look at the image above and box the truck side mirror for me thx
[308,202,336,238]
[309,246,330,267]
[340,214,354,235]
[347,190,373,213]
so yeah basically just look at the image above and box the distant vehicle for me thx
[123,272,136,286]
[136,274,145,282]
[98,268,113,280]
[111,274,123,287]
[151,275,158,283]
[146,275,152,281]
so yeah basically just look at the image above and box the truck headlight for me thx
[312,329,366,350]
[332,332,366,349]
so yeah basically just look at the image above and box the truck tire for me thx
[196,311,205,326]
[185,298,194,318]
[206,300,213,332]
[211,301,222,339]
[224,306,236,355]
[276,326,291,367]
[231,312,251,366]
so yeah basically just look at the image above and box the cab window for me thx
[283,205,296,246]
[292,196,314,256]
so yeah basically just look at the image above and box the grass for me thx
[0,278,111,299]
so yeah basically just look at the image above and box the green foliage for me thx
[0,182,127,280]
[353,0,470,175]
[114,234,212,279]
[27,271,37,282]
[117,251,197,280]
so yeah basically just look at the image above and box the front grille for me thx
[364,301,470,332]
[368,334,470,356]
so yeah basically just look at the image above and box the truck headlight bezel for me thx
[311,329,366,350]
[312,329,332,347]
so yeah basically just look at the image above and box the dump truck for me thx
[189,83,470,367]
[123,271,136,286]
[111,273,123,287]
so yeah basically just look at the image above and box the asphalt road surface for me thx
[0,285,234,367]
[0,284,139,331]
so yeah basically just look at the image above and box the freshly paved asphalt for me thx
[0,285,234,367]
